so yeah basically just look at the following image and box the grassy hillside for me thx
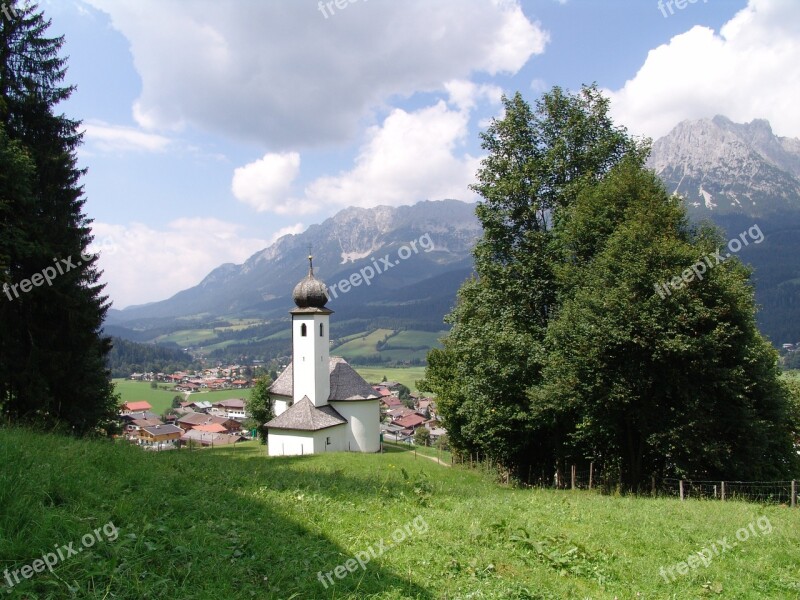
[2,428,799,599]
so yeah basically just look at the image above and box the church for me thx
[264,257,381,456]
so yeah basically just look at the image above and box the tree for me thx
[421,85,644,478]
[0,4,117,434]
[171,395,183,409]
[246,375,273,444]
[414,427,431,447]
[536,158,799,487]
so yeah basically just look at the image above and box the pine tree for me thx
[0,3,117,434]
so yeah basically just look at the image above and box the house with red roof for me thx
[120,401,153,414]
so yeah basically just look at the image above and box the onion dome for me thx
[292,255,328,308]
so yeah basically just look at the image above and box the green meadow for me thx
[112,379,249,415]
[354,366,428,393]
[2,428,798,599]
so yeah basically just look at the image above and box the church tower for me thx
[290,255,332,407]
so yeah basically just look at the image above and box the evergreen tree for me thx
[0,3,117,434]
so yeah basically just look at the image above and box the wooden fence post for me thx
[589,462,594,490]
[571,465,576,490]
[651,476,656,496]
[679,479,685,501]
[721,481,726,502]
[792,480,796,508]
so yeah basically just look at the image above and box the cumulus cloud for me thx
[608,0,800,139]
[88,219,267,308]
[82,121,172,153]
[231,152,301,213]
[302,100,482,213]
[81,0,547,148]
[269,223,306,245]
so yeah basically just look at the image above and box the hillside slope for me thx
[1,429,798,599]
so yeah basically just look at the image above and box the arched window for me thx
[320,323,324,337]
[300,323,307,337]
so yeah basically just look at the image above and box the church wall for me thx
[272,396,290,417]
[267,426,346,456]
[330,400,381,452]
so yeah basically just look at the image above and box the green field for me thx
[113,379,249,415]
[354,366,428,393]
[332,329,446,365]
[2,428,799,598]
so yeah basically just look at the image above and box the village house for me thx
[120,401,153,415]
[138,424,183,449]
[210,399,248,420]
[176,412,242,434]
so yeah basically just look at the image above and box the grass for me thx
[1,428,799,599]
[113,379,249,415]
[332,328,396,358]
[333,330,445,365]
[354,366,428,393]
[384,440,452,465]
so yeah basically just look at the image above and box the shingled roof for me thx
[265,396,348,431]
[269,356,380,402]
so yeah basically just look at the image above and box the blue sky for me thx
[32,0,798,308]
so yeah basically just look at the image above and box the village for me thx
[119,371,445,452]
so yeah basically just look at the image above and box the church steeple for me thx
[290,256,332,407]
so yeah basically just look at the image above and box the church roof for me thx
[265,396,347,431]
[269,357,380,402]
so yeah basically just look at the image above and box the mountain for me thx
[648,115,800,216]
[106,117,800,361]
[105,200,481,360]
[649,115,800,346]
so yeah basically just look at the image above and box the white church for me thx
[264,257,381,456]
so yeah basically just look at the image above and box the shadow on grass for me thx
[0,430,434,599]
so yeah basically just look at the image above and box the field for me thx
[2,428,799,599]
[332,329,446,365]
[354,366,428,392]
[112,379,250,415]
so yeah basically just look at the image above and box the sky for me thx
[30,0,799,309]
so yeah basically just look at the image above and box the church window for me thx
[301,323,307,337]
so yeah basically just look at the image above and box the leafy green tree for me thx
[422,85,643,478]
[414,427,431,447]
[246,376,273,444]
[537,159,798,487]
[171,395,183,409]
[0,4,117,434]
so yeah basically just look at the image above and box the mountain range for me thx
[106,116,800,361]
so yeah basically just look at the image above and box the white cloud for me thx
[231,152,301,213]
[269,223,306,245]
[82,121,172,153]
[88,219,267,308]
[301,100,481,213]
[444,79,503,113]
[81,0,547,148]
[608,0,800,139]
